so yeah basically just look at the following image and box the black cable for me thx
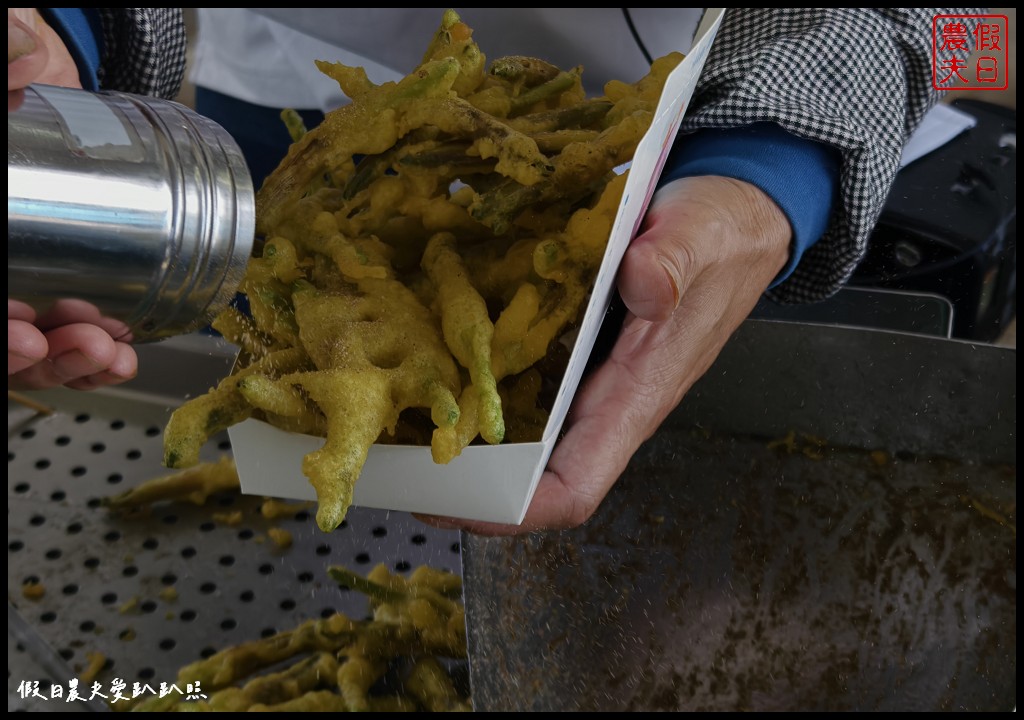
[621,8,653,65]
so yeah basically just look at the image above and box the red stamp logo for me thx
[932,14,1009,90]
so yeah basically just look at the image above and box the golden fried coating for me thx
[163,9,681,531]
[104,456,240,510]
[130,565,468,713]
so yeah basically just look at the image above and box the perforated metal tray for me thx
[8,335,461,712]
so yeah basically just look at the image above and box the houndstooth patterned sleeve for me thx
[94,8,187,99]
[682,8,982,303]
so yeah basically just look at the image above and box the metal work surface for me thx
[7,321,1017,712]
[463,321,1016,712]
[7,342,460,712]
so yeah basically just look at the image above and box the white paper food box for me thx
[230,10,726,524]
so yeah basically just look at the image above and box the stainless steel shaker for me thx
[8,84,255,343]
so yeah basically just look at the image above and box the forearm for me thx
[679,8,982,303]
[660,123,840,288]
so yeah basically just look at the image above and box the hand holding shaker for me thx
[8,84,255,343]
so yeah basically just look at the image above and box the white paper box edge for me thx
[230,419,552,524]
[230,9,726,525]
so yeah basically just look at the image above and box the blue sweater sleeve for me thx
[38,9,104,91]
[659,123,840,288]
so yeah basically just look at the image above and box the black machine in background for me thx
[849,99,1016,342]
[754,99,1016,342]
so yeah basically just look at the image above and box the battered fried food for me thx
[103,456,240,510]
[129,565,468,712]
[163,9,683,531]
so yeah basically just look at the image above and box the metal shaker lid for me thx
[8,84,255,343]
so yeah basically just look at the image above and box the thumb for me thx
[617,178,708,322]
[8,16,36,63]
[8,9,48,90]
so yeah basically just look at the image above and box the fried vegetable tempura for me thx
[163,9,683,531]
[104,456,240,511]
[128,565,468,712]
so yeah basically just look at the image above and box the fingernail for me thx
[51,349,105,380]
[66,369,134,391]
[9,350,43,376]
[8,348,40,361]
[658,259,681,309]
[101,367,136,383]
[8,22,37,63]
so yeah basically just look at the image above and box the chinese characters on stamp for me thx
[932,14,1009,91]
